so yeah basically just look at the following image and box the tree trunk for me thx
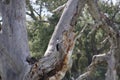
[0,0,30,80]
[0,0,119,80]
[25,0,86,79]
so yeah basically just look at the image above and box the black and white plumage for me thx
[0,24,2,34]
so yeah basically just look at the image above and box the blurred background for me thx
[26,0,120,80]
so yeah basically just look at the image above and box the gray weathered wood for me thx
[0,0,30,80]
[25,0,86,80]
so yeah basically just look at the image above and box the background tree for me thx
[0,0,30,80]
[0,0,120,80]
[26,0,120,80]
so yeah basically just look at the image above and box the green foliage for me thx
[26,0,120,79]
[79,54,88,72]
[27,22,52,57]
[27,13,60,58]
[93,63,107,80]
[36,0,67,11]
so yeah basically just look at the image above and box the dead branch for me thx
[100,36,109,45]
[87,0,116,37]
[75,24,88,40]
[76,53,108,80]
[75,0,119,80]
[52,3,66,13]
[25,0,87,80]
[76,72,91,80]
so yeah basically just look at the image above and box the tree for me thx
[0,0,30,80]
[0,0,120,80]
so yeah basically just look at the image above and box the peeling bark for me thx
[0,0,119,80]
[25,0,87,80]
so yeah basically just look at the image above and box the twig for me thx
[75,24,87,40]
[100,36,109,45]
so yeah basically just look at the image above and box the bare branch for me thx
[76,72,91,80]
[100,36,109,45]
[52,3,66,13]
[76,53,108,80]
[25,0,87,80]
[26,11,38,21]
[26,0,38,21]
[75,24,87,40]
[111,2,120,20]
[87,0,116,39]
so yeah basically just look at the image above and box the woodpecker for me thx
[0,23,2,34]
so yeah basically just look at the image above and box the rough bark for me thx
[0,0,30,80]
[0,0,119,80]
[25,0,86,80]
